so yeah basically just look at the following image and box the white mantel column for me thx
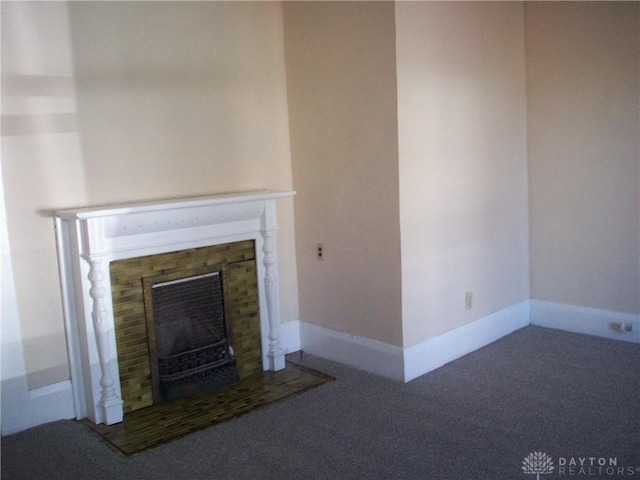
[85,255,123,424]
[261,201,286,371]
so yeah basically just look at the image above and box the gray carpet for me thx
[2,326,639,479]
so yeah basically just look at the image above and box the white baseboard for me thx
[403,301,530,381]
[1,378,75,436]
[28,380,75,428]
[5,302,635,436]
[530,300,640,344]
[299,301,530,382]
[280,319,301,354]
[1,375,33,435]
[299,322,405,381]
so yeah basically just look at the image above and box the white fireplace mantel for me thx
[54,190,295,425]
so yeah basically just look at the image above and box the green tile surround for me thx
[109,241,263,413]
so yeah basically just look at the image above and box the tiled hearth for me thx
[84,362,333,456]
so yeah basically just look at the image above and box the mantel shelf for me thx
[54,190,295,220]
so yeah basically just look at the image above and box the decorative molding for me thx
[530,300,640,344]
[86,258,123,424]
[261,225,286,371]
[54,190,295,425]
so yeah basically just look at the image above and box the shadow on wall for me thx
[1,1,86,396]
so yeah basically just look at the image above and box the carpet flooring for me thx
[2,326,639,480]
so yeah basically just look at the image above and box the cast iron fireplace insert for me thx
[142,263,240,403]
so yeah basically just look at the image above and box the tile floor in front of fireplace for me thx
[83,362,334,456]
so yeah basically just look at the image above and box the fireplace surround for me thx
[110,240,263,414]
[54,190,295,425]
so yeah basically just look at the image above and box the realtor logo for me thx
[522,451,555,479]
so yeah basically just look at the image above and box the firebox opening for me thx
[143,263,240,403]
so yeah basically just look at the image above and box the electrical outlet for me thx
[316,244,324,260]
[465,291,473,310]
[610,322,633,334]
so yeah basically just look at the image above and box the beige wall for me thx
[526,2,640,314]
[396,2,530,346]
[2,2,82,389]
[1,1,298,389]
[3,0,638,398]
[284,2,403,346]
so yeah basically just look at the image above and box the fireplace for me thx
[54,190,295,425]
[109,240,263,414]
[143,264,239,403]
